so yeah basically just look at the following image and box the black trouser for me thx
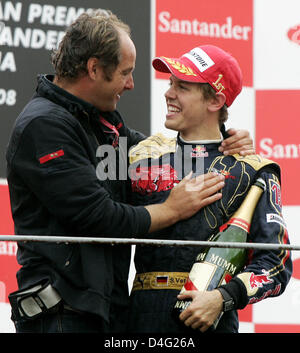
[13,305,109,333]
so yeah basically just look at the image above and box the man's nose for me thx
[125,74,134,90]
[165,85,176,100]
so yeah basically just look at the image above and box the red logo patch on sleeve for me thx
[39,149,64,164]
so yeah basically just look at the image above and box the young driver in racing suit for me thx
[127,45,292,333]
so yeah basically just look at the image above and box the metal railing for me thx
[0,235,299,251]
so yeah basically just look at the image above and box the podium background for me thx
[1,0,300,332]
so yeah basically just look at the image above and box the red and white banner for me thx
[151,0,300,333]
[0,182,18,302]
[0,182,18,332]
[256,90,300,206]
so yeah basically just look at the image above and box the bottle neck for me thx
[230,179,266,231]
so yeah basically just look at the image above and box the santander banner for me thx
[155,0,253,86]
[256,90,300,206]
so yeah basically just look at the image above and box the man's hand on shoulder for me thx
[219,128,255,156]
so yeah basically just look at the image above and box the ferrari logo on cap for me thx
[212,74,225,92]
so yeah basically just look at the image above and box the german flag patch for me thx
[156,276,169,286]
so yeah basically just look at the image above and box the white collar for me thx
[179,133,223,144]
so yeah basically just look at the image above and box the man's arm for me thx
[175,171,292,332]
[222,171,292,309]
[13,117,225,237]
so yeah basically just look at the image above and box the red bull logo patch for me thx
[249,270,274,289]
[191,145,208,157]
[237,270,274,297]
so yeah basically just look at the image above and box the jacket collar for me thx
[36,74,101,120]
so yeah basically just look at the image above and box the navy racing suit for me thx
[127,133,292,333]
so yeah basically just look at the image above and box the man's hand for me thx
[166,172,225,221]
[177,290,223,332]
[146,172,225,232]
[219,128,255,156]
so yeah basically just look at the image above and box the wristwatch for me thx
[217,287,235,312]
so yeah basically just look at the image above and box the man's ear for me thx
[86,57,101,80]
[208,92,226,112]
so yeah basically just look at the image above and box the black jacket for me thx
[6,75,151,325]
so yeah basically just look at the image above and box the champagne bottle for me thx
[172,177,266,324]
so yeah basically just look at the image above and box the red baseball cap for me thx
[152,45,243,107]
